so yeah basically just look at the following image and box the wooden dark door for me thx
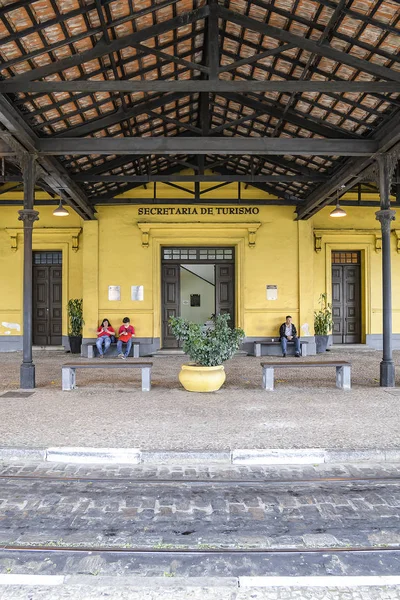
[162,264,180,348]
[33,264,62,345]
[215,264,235,326]
[332,262,361,344]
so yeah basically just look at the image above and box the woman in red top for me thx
[96,318,115,357]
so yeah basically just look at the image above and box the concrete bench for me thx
[62,361,153,392]
[260,360,351,391]
[254,339,308,357]
[85,342,140,358]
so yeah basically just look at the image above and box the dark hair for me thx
[286,315,292,319]
[122,317,130,323]
[101,318,112,327]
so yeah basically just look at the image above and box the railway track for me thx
[1,473,399,485]
[2,544,400,554]
[1,545,400,578]
[0,468,400,577]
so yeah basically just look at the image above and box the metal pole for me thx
[18,155,39,389]
[376,154,396,387]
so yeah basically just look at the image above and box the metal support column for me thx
[18,155,39,389]
[376,154,396,387]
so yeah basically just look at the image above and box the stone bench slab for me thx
[85,342,140,359]
[254,340,308,357]
[260,360,351,391]
[62,361,153,392]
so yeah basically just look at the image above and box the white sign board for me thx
[131,285,144,301]
[108,285,121,301]
[266,285,278,300]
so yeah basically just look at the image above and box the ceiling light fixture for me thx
[330,188,347,218]
[53,195,69,217]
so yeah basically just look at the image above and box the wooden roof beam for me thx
[2,81,400,94]
[36,137,378,156]
[72,173,328,183]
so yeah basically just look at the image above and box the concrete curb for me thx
[140,450,231,464]
[0,447,46,461]
[0,574,64,586]
[46,447,141,464]
[2,574,400,589]
[238,576,400,587]
[64,576,238,588]
[232,448,326,465]
[1,446,400,464]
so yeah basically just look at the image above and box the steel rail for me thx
[0,474,400,485]
[2,545,400,554]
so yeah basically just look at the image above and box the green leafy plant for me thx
[314,293,333,335]
[169,313,245,367]
[67,298,84,336]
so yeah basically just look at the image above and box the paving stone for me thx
[303,533,340,548]
[1,460,400,569]
[247,508,265,520]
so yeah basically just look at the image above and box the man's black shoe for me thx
[295,352,300,357]
[282,353,286,357]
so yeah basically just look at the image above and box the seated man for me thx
[279,315,300,358]
[117,316,135,360]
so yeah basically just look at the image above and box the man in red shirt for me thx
[117,317,135,359]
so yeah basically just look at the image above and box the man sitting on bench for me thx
[279,315,300,358]
[117,316,135,360]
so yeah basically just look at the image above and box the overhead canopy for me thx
[0,0,399,218]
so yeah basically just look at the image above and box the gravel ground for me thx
[0,349,399,450]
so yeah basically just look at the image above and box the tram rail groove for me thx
[0,474,400,485]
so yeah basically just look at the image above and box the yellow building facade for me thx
[0,184,397,355]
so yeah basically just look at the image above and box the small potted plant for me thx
[67,298,84,354]
[314,293,333,354]
[169,313,245,392]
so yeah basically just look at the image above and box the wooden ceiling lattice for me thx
[0,0,398,217]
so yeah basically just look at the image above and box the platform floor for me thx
[0,348,399,450]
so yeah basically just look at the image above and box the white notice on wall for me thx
[266,285,278,301]
[108,285,121,301]
[131,285,144,301]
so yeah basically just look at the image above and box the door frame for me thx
[32,253,63,346]
[161,248,235,347]
[147,231,247,342]
[331,252,362,344]
[32,242,69,339]
[325,243,370,344]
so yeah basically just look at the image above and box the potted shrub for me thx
[67,298,84,354]
[169,313,245,392]
[314,293,333,354]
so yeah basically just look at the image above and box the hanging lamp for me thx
[53,195,69,217]
[330,189,347,218]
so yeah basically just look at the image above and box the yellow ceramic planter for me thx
[178,364,226,392]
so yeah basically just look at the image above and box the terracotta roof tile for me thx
[0,0,398,200]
